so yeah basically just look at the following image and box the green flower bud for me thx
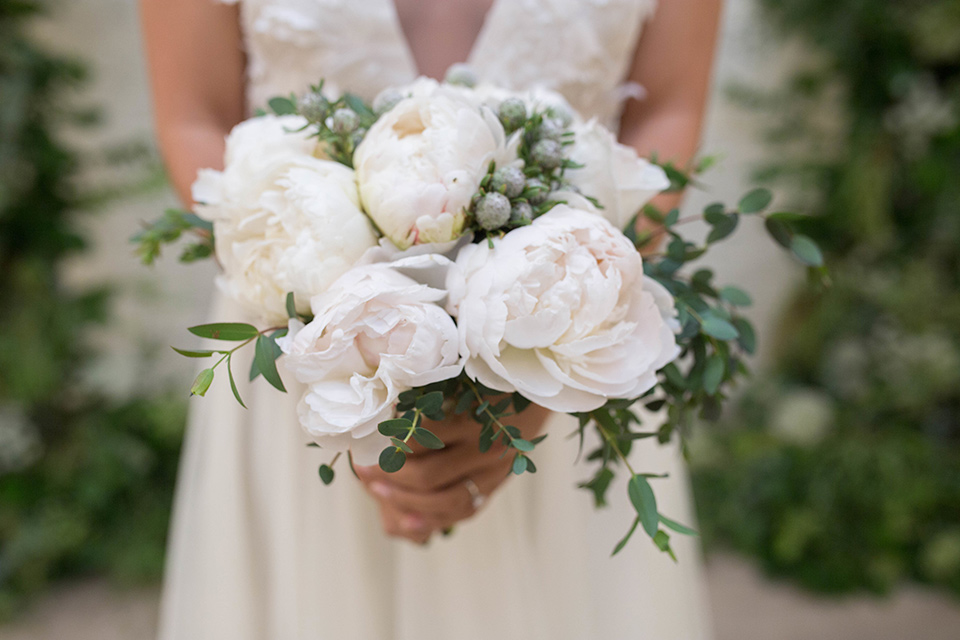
[298,92,329,123]
[491,166,526,198]
[545,105,574,128]
[445,63,477,88]
[510,201,534,225]
[373,88,403,115]
[475,192,511,230]
[331,108,359,134]
[535,117,565,142]
[531,139,563,170]
[525,178,549,204]
[498,98,527,131]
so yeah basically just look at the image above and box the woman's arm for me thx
[140,0,246,204]
[620,0,724,215]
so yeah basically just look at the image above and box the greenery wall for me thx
[692,0,960,596]
[0,0,183,617]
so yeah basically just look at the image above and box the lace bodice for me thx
[223,0,657,126]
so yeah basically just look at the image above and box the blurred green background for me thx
[1,0,959,635]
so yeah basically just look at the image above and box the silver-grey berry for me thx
[510,201,534,225]
[498,98,527,131]
[372,88,403,115]
[475,192,511,230]
[525,178,549,204]
[536,117,565,142]
[491,166,526,198]
[531,139,563,170]
[297,92,329,123]
[546,105,574,128]
[331,108,360,134]
[445,63,477,88]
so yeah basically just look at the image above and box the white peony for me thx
[193,115,378,324]
[354,89,520,249]
[448,205,680,413]
[277,262,463,464]
[565,119,670,231]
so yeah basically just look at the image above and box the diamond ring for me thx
[463,478,485,510]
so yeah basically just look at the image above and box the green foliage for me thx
[0,1,185,617]
[693,0,960,597]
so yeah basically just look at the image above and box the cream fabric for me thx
[158,1,714,638]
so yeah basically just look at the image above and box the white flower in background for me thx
[448,205,680,413]
[277,263,463,464]
[354,90,520,249]
[193,115,378,324]
[565,119,670,231]
[771,388,835,446]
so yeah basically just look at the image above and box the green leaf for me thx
[190,368,215,397]
[664,209,680,226]
[628,475,659,538]
[343,93,375,119]
[412,427,445,450]
[659,514,699,536]
[512,454,528,475]
[738,187,773,213]
[227,356,247,409]
[612,516,641,556]
[764,217,792,248]
[188,322,259,341]
[511,438,535,452]
[579,467,614,508]
[378,419,412,437]
[703,354,725,396]
[700,316,739,340]
[654,530,677,562]
[415,391,444,414]
[379,447,406,473]
[791,234,824,267]
[512,393,532,413]
[172,347,217,358]
[285,292,298,319]
[390,438,413,454]
[249,355,262,382]
[254,334,286,392]
[719,286,752,307]
[268,96,297,115]
[706,213,739,244]
[318,464,335,485]
[733,318,757,354]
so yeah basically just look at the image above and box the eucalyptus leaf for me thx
[268,96,297,115]
[378,419,412,437]
[512,454,528,475]
[719,286,753,307]
[227,356,246,409]
[628,475,659,537]
[703,354,725,396]
[791,234,824,267]
[189,322,259,341]
[285,292,298,319]
[511,438,535,452]
[171,347,217,358]
[379,447,406,473]
[318,464,335,485]
[659,514,699,536]
[700,316,739,340]
[738,187,773,213]
[412,427,445,450]
[612,516,641,556]
[254,334,286,392]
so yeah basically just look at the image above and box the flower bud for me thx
[510,201,534,225]
[475,192,511,230]
[531,139,563,170]
[298,92,329,123]
[546,105,574,128]
[525,178,548,204]
[351,128,367,148]
[373,88,403,115]
[445,63,477,88]
[535,117,565,142]
[331,108,360,134]
[491,166,526,198]
[498,97,527,131]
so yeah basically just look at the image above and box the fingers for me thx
[377,501,432,545]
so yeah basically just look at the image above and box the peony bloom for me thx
[193,115,378,324]
[448,206,680,413]
[277,263,463,464]
[354,89,520,249]
[565,119,670,231]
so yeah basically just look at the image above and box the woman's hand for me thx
[354,402,550,544]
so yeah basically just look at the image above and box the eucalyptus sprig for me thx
[132,208,214,265]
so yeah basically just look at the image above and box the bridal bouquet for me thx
[135,74,825,557]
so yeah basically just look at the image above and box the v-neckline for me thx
[386,0,500,80]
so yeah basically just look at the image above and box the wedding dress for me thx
[157,1,714,638]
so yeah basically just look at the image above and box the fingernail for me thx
[401,514,425,531]
[370,482,390,499]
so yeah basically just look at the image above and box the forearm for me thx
[157,119,232,206]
